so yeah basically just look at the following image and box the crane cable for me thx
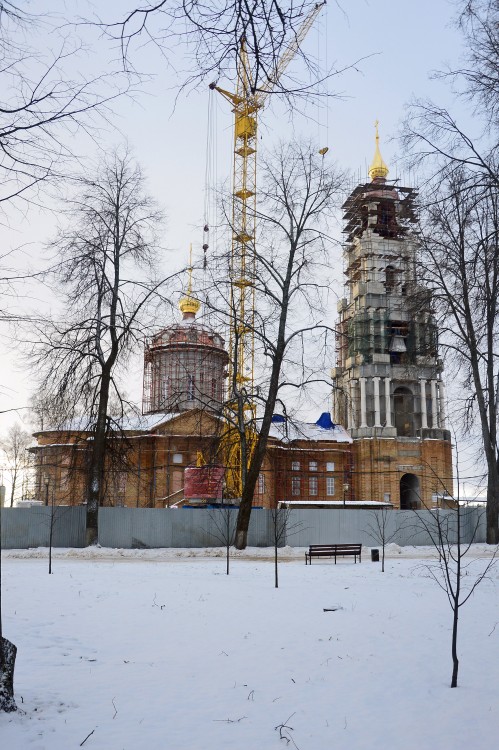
[203,86,219,327]
[317,1,329,155]
[203,89,215,272]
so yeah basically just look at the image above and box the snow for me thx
[269,419,352,443]
[37,412,352,444]
[280,500,393,507]
[37,412,178,434]
[1,546,498,749]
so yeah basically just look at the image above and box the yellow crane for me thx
[210,1,325,496]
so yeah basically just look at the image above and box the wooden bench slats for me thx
[305,543,362,565]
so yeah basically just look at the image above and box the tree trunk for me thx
[486,476,499,544]
[451,605,459,688]
[86,367,113,545]
[9,471,16,508]
[274,542,279,589]
[234,348,286,549]
[226,512,230,575]
[48,502,54,575]
[0,638,17,712]
[234,505,252,551]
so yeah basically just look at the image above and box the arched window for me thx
[375,201,397,237]
[400,474,420,509]
[160,377,170,407]
[385,265,396,293]
[393,387,415,436]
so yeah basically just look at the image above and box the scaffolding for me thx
[342,179,418,244]
[142,322,228,415]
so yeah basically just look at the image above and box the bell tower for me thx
[332,124,453,508]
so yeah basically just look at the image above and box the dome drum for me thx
[142,321,228,416]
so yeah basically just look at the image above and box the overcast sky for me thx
[1,0,482,490]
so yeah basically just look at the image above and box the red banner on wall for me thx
[184,466,225,499]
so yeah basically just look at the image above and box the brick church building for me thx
[32,133,453,510]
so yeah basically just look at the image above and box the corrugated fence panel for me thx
[98,508,274,549]
[286,508,487,548]
[247,509,274,547]
[288,509,380,546]
[98,508,276,548]
[0,507,86,549]
[1,506,487,549]
[98,508,171,548]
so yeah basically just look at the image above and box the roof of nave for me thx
[268,415,352,445]
[34,409,351,443]
[33,410,222,438]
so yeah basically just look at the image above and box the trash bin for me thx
[371,549,380,562]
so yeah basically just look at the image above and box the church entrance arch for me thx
[400,473,420,509]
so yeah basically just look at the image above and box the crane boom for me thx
[256,1,326,104]
[211,2,325,496]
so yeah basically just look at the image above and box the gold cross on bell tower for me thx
[369,119,389,181]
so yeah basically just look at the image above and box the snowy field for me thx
[1,545,498,750]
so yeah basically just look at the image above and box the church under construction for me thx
[32,134,453,511]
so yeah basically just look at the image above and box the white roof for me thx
[269,419,352,444]
[38,412,178,434]
[280,500,392,507]
[38,411,351,444]
[119,412,178,431]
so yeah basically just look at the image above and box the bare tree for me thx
[37,485,85,575]
[208,502,237,574]
[29,151,168,544]
[402,0,498,190]
[412,495,496,687]
[413,171,499,543]
[403,0,499,543]
[99,0,340,96]
[0,422,32,506]
[208,142,344,549]
[399,447,498,688]
[0,3,128,210]
[270,506,287,589]
[366,506,398,573]
[270,505,303,588]
[456,0,499,126]
[0,1,131,716]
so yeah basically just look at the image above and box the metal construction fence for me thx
[0,506,487,550]
[0,506,86,549]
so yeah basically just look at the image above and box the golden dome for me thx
[179,243,201,317]
[369,120,389,181]
[179,294,201,316]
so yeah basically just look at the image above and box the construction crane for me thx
[210,1,326,496]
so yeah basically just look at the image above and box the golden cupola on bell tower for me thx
[368,120,389,182]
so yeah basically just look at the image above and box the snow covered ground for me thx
[1,545,498,749]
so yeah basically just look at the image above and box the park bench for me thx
[305,543,362,565]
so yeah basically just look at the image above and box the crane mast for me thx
[210,2,325,496]
[210,41,258,396]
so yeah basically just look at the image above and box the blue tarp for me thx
[315,412,335,430]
